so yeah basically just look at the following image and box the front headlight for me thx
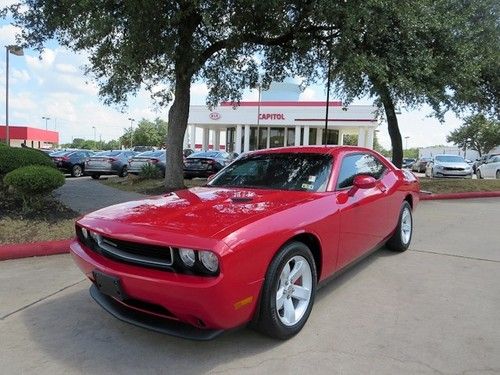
[435,164,443,170]
[199,251,219,273]
[179,248,196,267]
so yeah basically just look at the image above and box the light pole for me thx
[92,126,96,142]
[42,116,51,130]
[127,117,135,148]
[5,45,24,146]
[404,136,410,150]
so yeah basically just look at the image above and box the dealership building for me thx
[185,101,379,153]
[0,125,59,148]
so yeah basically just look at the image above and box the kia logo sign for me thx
[209,112,221,120]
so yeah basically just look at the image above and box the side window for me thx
[336,153,386,189]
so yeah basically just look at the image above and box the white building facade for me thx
[185,101,378,153]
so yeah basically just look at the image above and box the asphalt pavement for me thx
[54,176,143,214]
[0,198,499,374]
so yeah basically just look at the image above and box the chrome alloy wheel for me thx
[276,255,313,326]
[401,206,412,245]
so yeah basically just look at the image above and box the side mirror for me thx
[348,175,376,196]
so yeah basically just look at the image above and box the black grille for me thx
[76,226,173,269]
[444,167,464,171]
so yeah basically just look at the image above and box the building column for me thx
[202,127,209,150]
[243,125,250,153]
[366,128,374,149]
[183,128,189,149]
[235,125,242,154]
[190,125,196,149]
[316,128,323,145]
[357,127,367,147]
[303,126,310,146]
[338,130,344,145]
[214,129,221,150]
[294,125,301,146]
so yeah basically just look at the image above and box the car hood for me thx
[435,161,470,168]
[81,187,316,239]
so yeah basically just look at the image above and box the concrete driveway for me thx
[1,198,499,374]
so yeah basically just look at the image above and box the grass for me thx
[0,217,75,244]
[101,176,207,195]
[419,177,500,194]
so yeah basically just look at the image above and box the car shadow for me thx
[20,247,400,373]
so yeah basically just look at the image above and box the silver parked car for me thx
[477,155,500,179]
[425,154,473,178]
[85,150,136,179]
[128,150,167,176]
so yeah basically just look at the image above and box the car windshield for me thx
[189,151,222,158]
[208,153,333,192]
[435,155,464,163]
[136,151,164,158]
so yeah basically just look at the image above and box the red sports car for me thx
[70,146,419,340]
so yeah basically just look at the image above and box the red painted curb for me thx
[420,191,500,200]
[0,238,72,261]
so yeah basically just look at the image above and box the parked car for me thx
[183,148,195,158]
[411,157,432,173]
[132,145,155,153]
[85,150,136,179]
[70,146,419,340]
[128,150,167,176]
[183,151,235,179]
[473,153,500,174]
[425,154,473,178]
[477,155,500,179]
[402,158,416,169]
[51,150,93,177]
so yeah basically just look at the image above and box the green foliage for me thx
[403,148,419,159]
[139,163,162,180]
[120,118,168,148]
[343,134,358,146]
[447,114,500,156]
[0,146,54,175]
[3,165,65,211]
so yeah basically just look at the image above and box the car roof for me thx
[248,145,376,157]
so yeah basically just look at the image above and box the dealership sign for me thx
[209,112,221,120]
[258,113,286,120]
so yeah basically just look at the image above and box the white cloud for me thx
[299,87,317,101]
[0,23,20,46]
[25,48,56,70]
[55,63,79,74]
[11,68,30,83]
[191,83,208,96]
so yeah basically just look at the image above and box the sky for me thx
[0,8,464,149]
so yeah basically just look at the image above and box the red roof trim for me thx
[294,118,376,122]
[220,101,343,107]
[0,125,59,143]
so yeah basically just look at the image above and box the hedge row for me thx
[0,146,54,175]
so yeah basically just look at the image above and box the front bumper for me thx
[434,169,472,178]
[70,240,263,335]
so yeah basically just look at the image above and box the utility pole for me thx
[5,45,24,145]
[127,117,135,148]
[324,36,333,146]
[42,116,51,130]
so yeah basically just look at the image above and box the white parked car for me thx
[425,154,473,178]
[477,155,500,179]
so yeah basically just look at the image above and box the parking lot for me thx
[1,198,499,374]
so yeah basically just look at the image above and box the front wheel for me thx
[477,170,483,179]
[255,241,317,340]
[386,201,413,252]
[119,166,128,178]
[71,164,83,177]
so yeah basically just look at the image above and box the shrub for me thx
[0,146,54,175]
[4,165,65,211]
[139,163,162,179]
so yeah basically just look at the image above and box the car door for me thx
[335,152,392,269]
[486,156,500,177]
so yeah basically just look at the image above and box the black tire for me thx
[119,166,128,178]
[496,170,499,179]
[255,241,317,340]
[477,169,483,179]
[71,164,83,177]
[386,201,413,252]
[91,173,100,180]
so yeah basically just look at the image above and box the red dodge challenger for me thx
[70,146,419,340]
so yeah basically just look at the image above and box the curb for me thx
[0,239,72,261]
[419,191,500,200]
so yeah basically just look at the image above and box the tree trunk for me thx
[164,76,191,191]
[371,78,403,168]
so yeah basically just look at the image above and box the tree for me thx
[447,114,500,156]
[5,1,333,190]
[321,0,499,167]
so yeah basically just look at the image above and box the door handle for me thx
[378,183,387,193]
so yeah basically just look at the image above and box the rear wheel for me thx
[119,166,128,178]
[91,173,100,180]
[255,241,317,340]
[386,201,413,252]
[71,164,83,177]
